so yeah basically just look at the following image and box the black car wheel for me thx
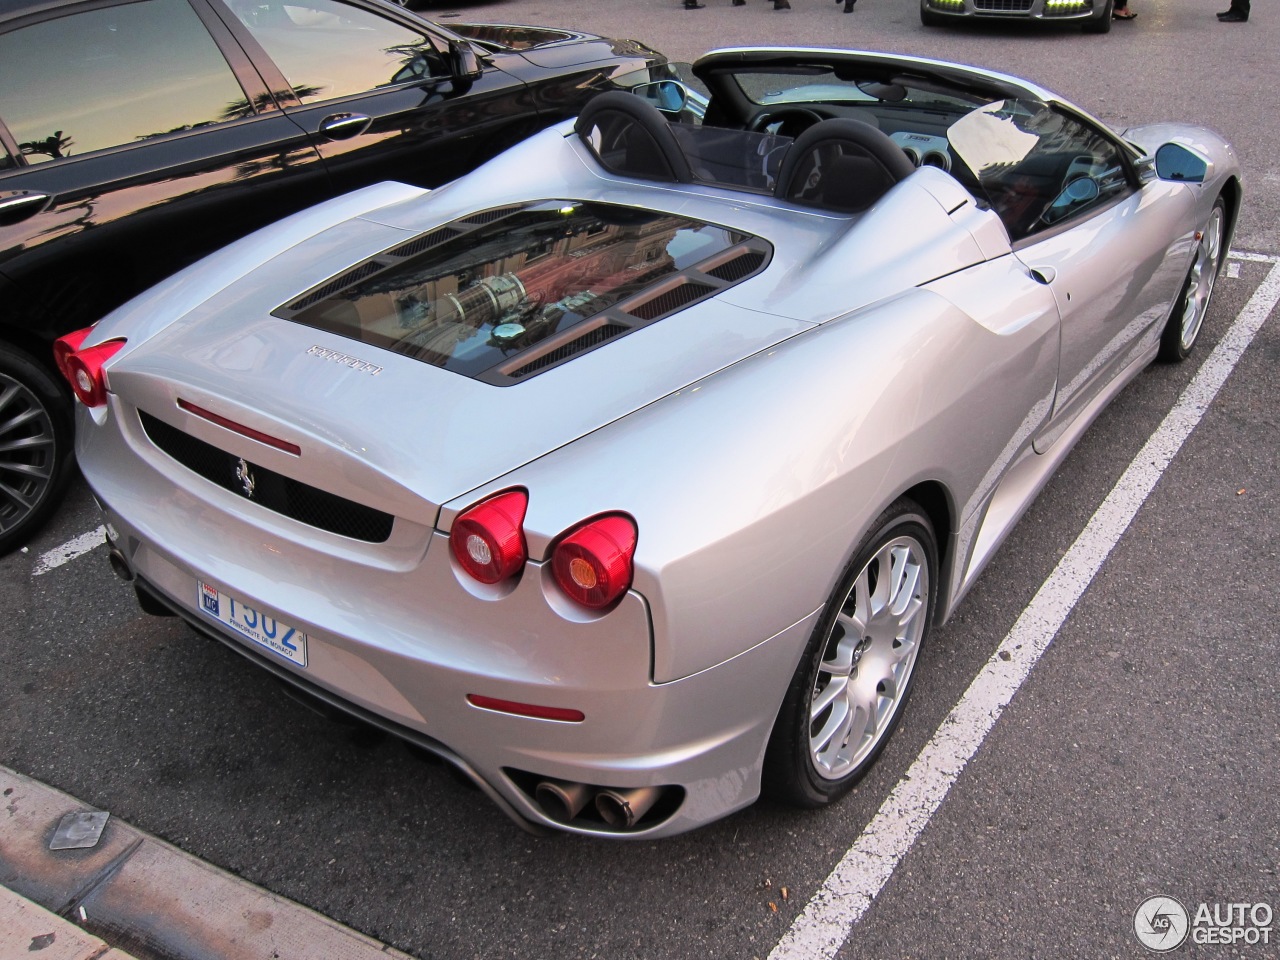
[764,499,937,807]
[1083,0,1114,32]
[0,348,75,554]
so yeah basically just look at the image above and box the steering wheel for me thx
[749,107,824,139]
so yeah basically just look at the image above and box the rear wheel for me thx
[0,347,75,554]
[1159,197,1226,362]
[764,499,937,807]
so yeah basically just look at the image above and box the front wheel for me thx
[1082,0,1113,32]
[0,347,75,555]
[1159,197,1226,362]
[764,499,937,807]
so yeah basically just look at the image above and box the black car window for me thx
[948,99,1134,242]
[225,0,448,104]
[0,0,250,165]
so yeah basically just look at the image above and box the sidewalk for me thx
[0,766,413,960]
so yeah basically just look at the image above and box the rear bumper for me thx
[80,385,816,837]
[112,541,813,838]
[85,397,815,838]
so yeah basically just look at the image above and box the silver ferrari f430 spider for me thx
[65,48,1241,838]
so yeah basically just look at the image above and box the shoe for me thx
[733,0,745,5]
[774,0,791,8]
[844,0,855,9]
[683,0,704,8]
[1218,9,1248,19]
[1112,9,1136,18]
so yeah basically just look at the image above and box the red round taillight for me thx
[62,339,126,408]
[52,327,92,383]
[450,490,529,584]
[552,514,637,609]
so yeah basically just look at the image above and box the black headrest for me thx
[575,91,694,184]
[775,118,916,213]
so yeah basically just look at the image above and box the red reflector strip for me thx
[466,694,584,723]
[178,399,301,456]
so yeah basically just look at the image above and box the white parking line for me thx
[32,525,106,576]
[770,253,1280,960]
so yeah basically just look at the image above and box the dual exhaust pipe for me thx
[108,543,134,582]
[534,779,665,830]
[107,538,177,617]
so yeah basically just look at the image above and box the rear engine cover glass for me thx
[276,201,769,383]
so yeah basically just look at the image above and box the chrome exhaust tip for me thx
[594,786,662,829]
[534,779,593,822]
[108,546,134,582]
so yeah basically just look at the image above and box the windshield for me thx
[730,67,985,111]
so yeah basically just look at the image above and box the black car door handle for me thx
[0,191,52,225]
[318,114,373,141]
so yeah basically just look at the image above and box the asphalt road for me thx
[3,2,1278,958]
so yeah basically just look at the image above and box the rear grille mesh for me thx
[507,324,628,378]
[140,412,394,543]
[974,0,1033,9]
[286,262,383,312]
[705,251,766,282]
[459,205,523,225]
[387,227,461,259]
[624,281,717,321]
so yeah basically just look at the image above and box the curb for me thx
[0,766,413,960]
[1,885,138,960]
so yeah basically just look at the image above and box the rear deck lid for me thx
[111,200,805,516]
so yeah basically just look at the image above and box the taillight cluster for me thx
[449,490,637,610]
[53,326,126,408]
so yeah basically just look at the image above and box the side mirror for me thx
[450,40,483,82]
[629,79,688,114]
[1153,142,1212,183]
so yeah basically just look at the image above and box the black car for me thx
[0,0,662,553]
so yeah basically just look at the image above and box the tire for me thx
[1159,197,1226,362]
[0,347,76,555]
[1083,0,1113,33]
[764,499,938,807]
[920,6,947,25]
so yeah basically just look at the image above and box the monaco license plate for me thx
[197,581,308,667]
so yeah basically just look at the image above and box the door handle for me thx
[1027,265,1056,285]
[0,191,51,225]
[318,113,372,141]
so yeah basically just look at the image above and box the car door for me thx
[208,0,544,193]
[0,0,335,342]
[949,100,1193,449]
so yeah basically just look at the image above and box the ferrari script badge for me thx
[234,458,256,499]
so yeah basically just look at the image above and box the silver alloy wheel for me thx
[0,372,56,539]
[1179,205,1225,351]
[808,534,929,779]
